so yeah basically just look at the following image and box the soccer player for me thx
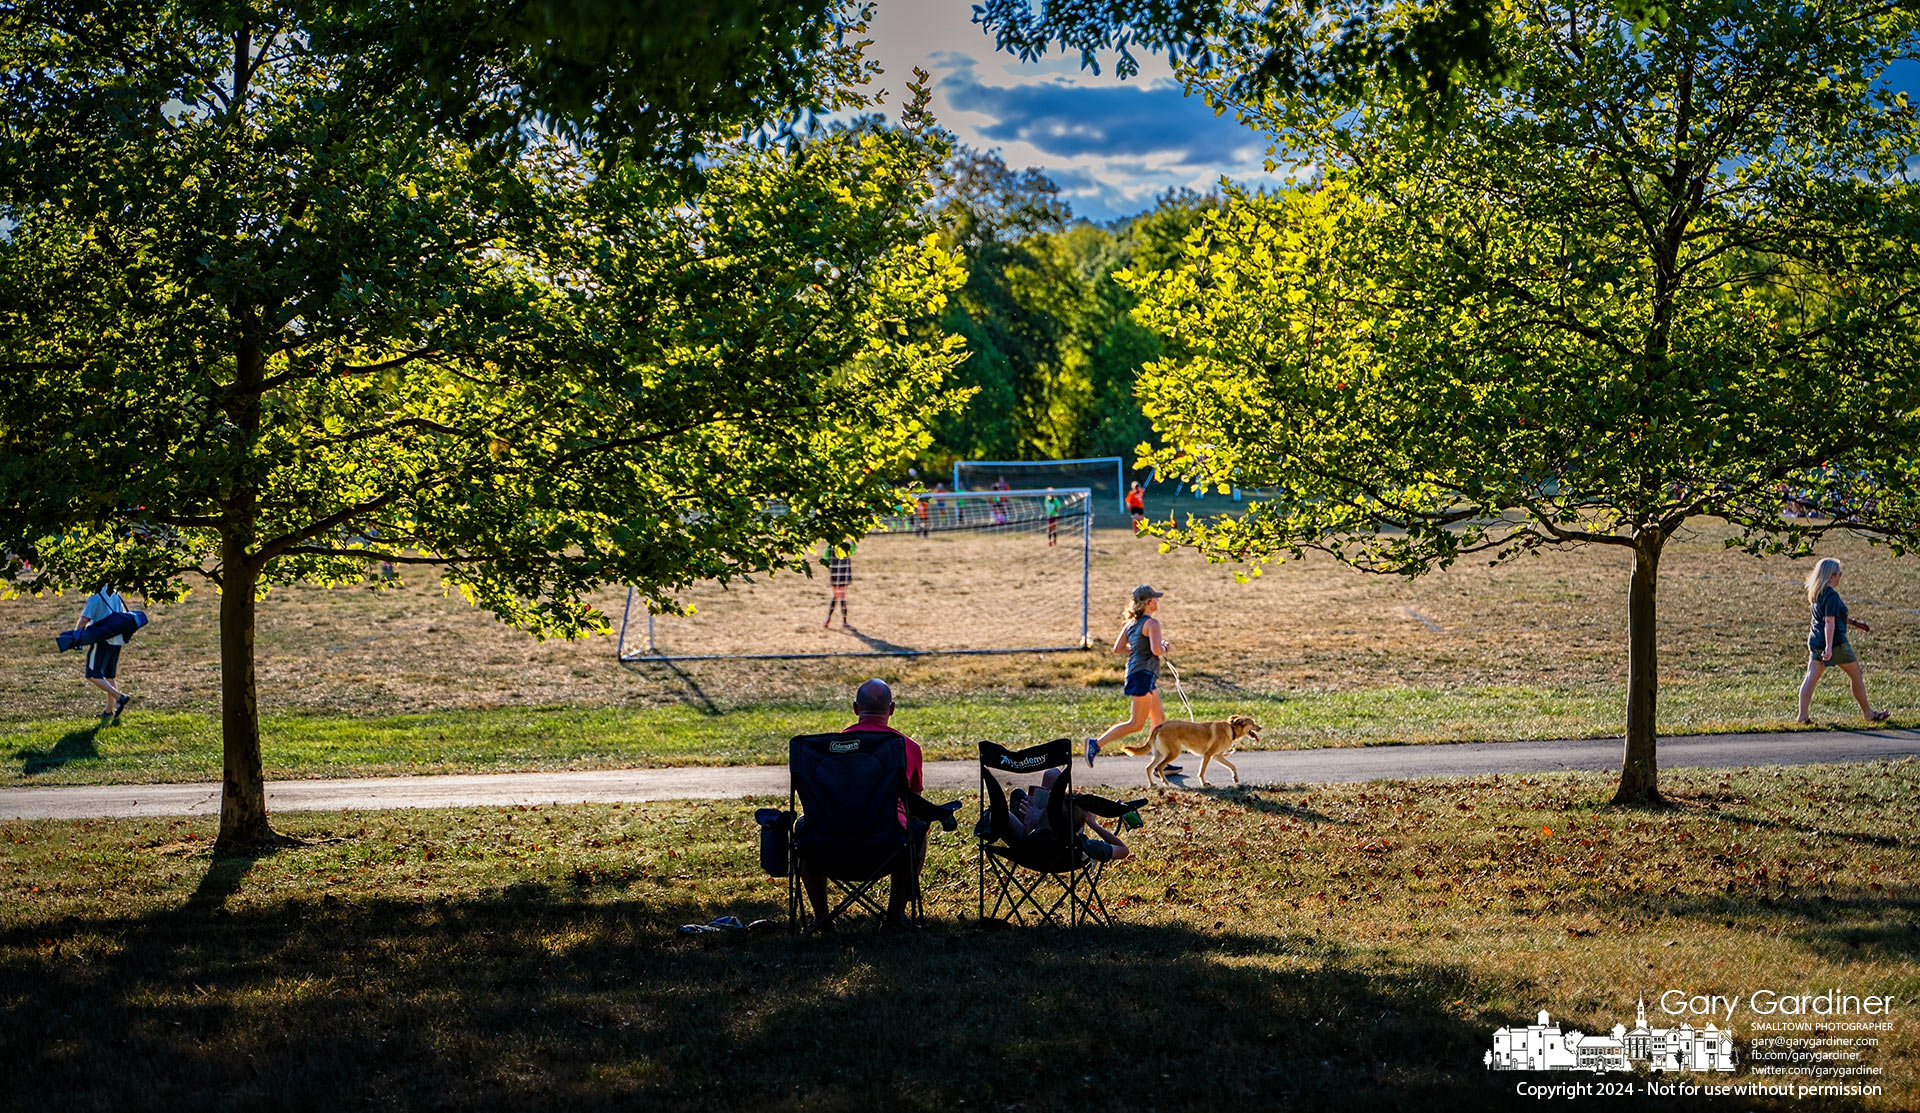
[1126,481,1146,533]
[932,482,951,527]
[1044,488,1061,546]
[823,542,854,628]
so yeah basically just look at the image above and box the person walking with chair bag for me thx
[76,580,136,720]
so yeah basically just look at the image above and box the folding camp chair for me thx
[786,731,956,934]
[976,739,1137,927]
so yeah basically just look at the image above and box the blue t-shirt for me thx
[1809,586,1848,652]
[81,590,128,645]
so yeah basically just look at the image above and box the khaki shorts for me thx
[1811,641,1859,667]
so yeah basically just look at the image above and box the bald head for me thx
[853,679,894,717]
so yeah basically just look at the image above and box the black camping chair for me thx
[785,731,958,934]
[976,739,1140,928]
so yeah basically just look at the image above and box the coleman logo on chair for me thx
[829,739,863,753]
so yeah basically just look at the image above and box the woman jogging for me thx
[1797,558,1890,723]
[1086,585,1170,765]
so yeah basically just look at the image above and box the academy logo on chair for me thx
[1487,999,1736,1073]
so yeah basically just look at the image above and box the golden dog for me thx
[1114,715,1260,786]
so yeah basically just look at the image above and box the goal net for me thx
[619,489,1092,661]
[953,458,1127,523]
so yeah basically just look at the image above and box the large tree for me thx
[0,2,965,849]
[1130,0,1920,803]
[927,146,1081,461]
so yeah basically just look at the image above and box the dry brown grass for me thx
[5,520,1918,723]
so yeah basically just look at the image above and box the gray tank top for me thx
[1125,617,1159,676]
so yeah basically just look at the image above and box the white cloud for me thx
[862,0,1286,221]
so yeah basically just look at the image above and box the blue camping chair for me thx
[785,731,957,934]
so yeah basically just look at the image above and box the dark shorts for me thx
[84,642,122,680]
[1123,669,1157,697]
[1811,641,1859,667]
[1080,835,1120,861]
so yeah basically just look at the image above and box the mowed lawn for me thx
[4,764,1914,1110]
[5,678,1914,787]
[6,522,1920,785]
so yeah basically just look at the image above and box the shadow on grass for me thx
[1575,883,1920,966]
[6,873,1884,1112]
[1689,801,1911,851]
[1185,784,1346,824]
[13,722,102,776]
[1140,782,1345,824]
[622,656,725,716]
[838,624,917,655]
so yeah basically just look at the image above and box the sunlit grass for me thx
[5,673,1909,787]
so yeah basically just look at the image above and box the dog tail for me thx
[1110,721,1163,758]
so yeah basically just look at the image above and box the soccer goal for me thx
[953,457,1127,520]
[617,489,1092,661]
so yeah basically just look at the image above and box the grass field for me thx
[4,763,1913,1110]
[5,521,1919,783]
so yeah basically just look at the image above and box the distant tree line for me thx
[921,145,1219,470]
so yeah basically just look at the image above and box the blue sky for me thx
[867,0,1289,221]
[868,0,1920,224]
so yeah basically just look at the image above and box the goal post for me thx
[618,488,1093,661]
[953,457,1127,519]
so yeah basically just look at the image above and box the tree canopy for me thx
[1130,0,1920,802]
[0,2,964,847]
[976,0,1512,116]
[926,150,1216,465]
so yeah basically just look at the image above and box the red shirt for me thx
[1125,489,1145,511]
[845,715,924,823]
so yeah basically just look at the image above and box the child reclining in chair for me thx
[1004,769,1134,862]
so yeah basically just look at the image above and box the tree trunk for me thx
[215,548,276,850]
[215,329,278,852]
[1612,535,1664,805]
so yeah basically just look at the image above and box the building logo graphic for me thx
[1487,998,1736,1073]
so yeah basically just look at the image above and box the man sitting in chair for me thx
[798,679,930,930]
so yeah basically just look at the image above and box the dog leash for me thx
[1163,656,1197,720]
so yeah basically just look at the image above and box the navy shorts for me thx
[84,642,122,680]
[1123,669,1157,697]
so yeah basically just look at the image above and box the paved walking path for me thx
[2,728,1915,821]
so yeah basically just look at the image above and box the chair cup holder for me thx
[755,808,795,877]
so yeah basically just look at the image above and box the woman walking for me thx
[1797,558,1890,723]
[1086,585,1170,765]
